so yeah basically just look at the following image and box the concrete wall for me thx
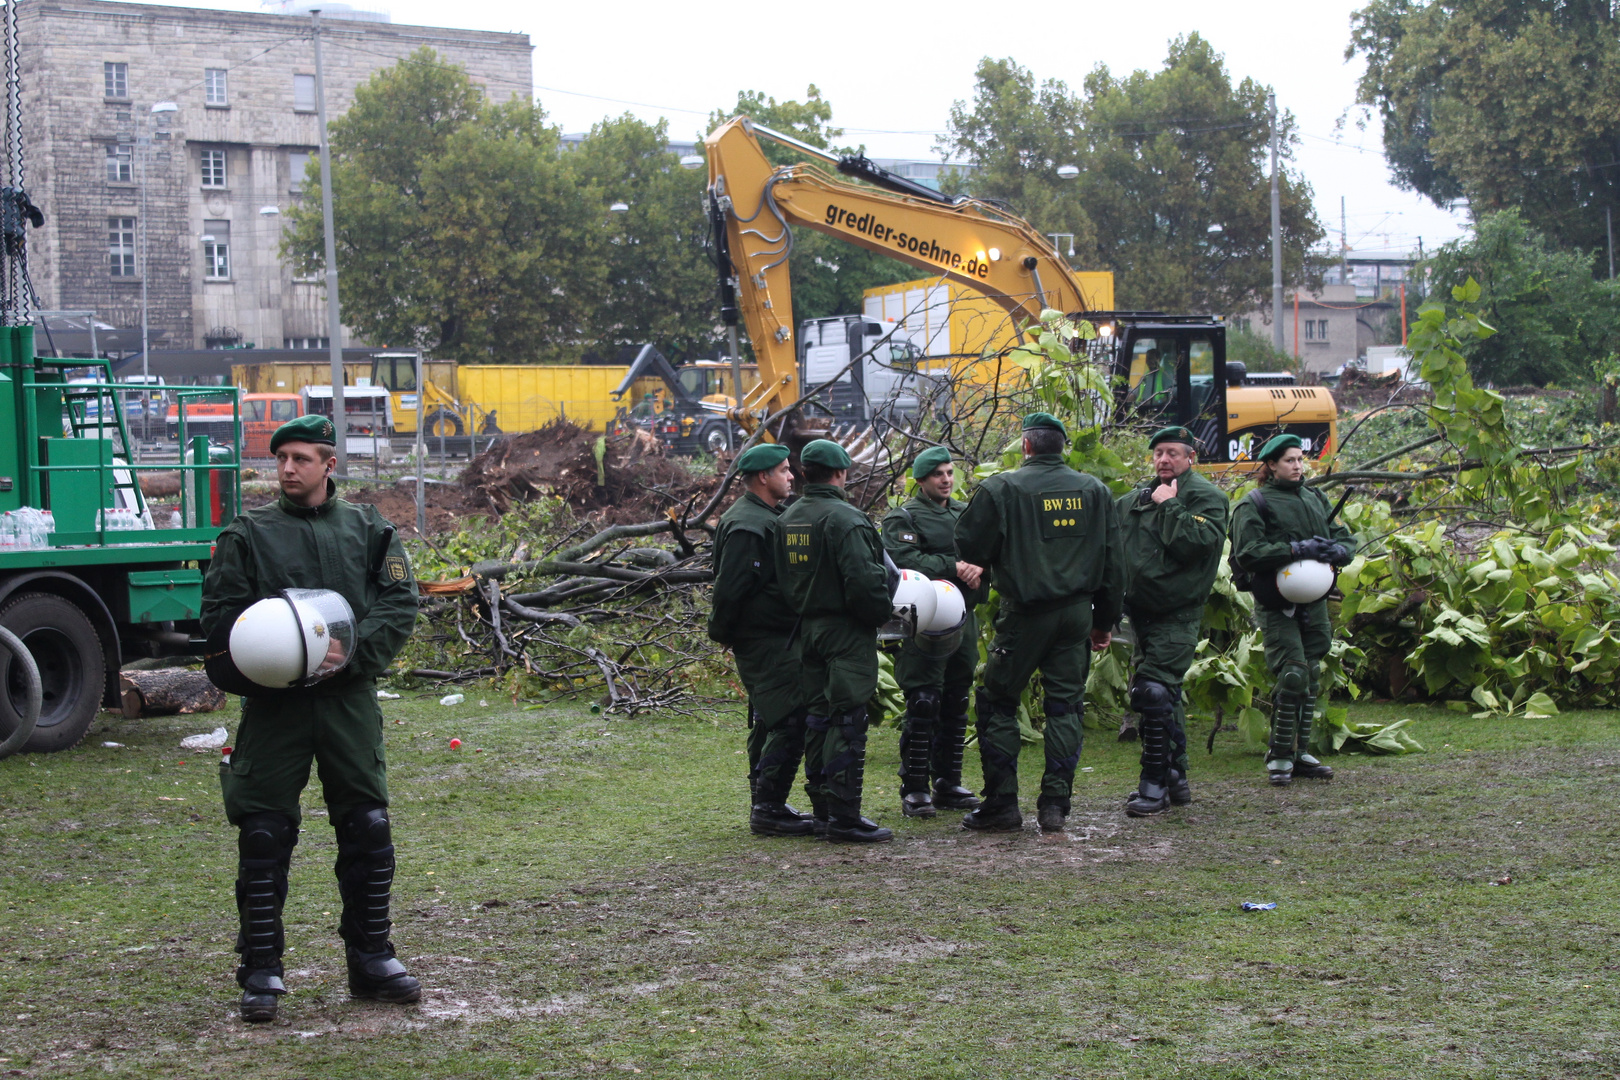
[1231,285,1397,376]
[18,0,532,351]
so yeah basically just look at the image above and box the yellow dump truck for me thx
[231,354,660,437]
[861,272,1117,365]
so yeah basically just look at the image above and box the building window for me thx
[284,337,329,349]
[200,149,226,188]
[293,74,316,112]
[1318,319,1329,340]
[202,220,230,280]
[288,150,310,196]
[205,68,228,107]
[104,62,128,99]
[1304,319,1329,342]
[105,143,132,183]
[109,217,136,277]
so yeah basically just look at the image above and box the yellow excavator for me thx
[703,116,1337,468]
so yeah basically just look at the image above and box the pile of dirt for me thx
[460,420,717,525]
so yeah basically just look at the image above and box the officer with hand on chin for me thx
[201,414,420,1022]
[1115,426,1229,816]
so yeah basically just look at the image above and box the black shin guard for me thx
[235,812,297,981]
[335,805,396,953]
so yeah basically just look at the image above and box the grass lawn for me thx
[1,691,1616,1079]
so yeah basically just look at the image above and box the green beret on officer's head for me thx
[1258,433,1303,462]
[1022,412,1068,439]
[911,445,953,481]
[800,438,853,470]
[735,443,790,475]
[269,414,337,454]
[1149,425,1197,451]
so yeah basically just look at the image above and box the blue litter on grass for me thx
[1240,902,1277,912]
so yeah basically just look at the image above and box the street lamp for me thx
[1056,164,1079,180]
[137,100,178,455]
[679,154,703,171]
[1047,232,1076,258]
[609,201,630,212]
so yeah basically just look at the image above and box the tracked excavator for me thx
[703,116,1337,468]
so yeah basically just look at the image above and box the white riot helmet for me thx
[913,579,968,657]
[226,588,357,689]
[1275,560,1335,605]
[878,569,937,642]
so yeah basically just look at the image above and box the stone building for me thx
[17,0,531,353]
[1229,284,1399,377]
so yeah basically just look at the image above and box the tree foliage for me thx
[1422,210,1620,386]
[1349,0,1620,256]
[939,37,1325,314]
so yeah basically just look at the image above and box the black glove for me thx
[1289,537,1330,561]
[1324,543,1354,567]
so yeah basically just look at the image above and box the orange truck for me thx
[166,392,301,458]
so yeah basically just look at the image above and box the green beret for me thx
[800,438,853,470]
[1257,433,1303,462]
[911,446,953,481]
[1022,412,1068,439]
[269,414,337,454]
[1149,426,1197,450]
[736,443,790,474]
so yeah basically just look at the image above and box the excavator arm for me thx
[704,116,1108,434]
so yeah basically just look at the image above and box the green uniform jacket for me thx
[954,454,1124,624]
[708,491,796,644]
[774,484,891,626]
[1115,468,1230,617]
[200,482,419,694]
[1230,477,1357,575]
[879,495,990,606]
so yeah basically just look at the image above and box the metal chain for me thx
[2,0,29,326]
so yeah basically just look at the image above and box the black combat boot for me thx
[234,812,296,1022]
[1291,703,1335,780]
[751,774,817,837]
[899,690,938,818]
[824,710,892,844]
[1125,683,1174,817]
[1036,797,1068,832]
[931,693,982,810]
[962,795,1022,832]
[336,807,422,1003]
[1167,768,1192,805]
[1266,681,1303,787]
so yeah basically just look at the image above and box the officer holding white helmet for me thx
[200,414,420,1022]
[1230,433,1356,786]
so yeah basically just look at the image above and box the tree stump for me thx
[119,668,226,719]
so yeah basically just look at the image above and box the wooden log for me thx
[119,668,227,719]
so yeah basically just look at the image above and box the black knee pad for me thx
[238,812,297,863]
[1129,679,1176,714]
[1275,665,1309,699]
[1044,697,1077,718]
[783,707,808,732]
[977,688,1015,720]
[338,805,392,854]
[943,689,971,721]
[905,690,941,719]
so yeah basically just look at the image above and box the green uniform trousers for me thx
[977,600,1093,809]
[734,633,807,802]
[800,616,880,813]
[1127,609,1201,775]
[895,607,978,778]
[220,687,388,828]
[1260,599,1332,701]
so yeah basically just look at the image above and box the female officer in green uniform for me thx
[1229,434,1356,786]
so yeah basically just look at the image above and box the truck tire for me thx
[0,593,105,754]
[697,421,731,456]
[424,410,463,438]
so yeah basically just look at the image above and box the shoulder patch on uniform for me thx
[899,532,918,543]
[385,555,408,582]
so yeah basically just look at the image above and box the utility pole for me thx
[312,9,346,476]
[1608,206,1614,280]
[1340,196,1349,285]
[1269,92,1284,353]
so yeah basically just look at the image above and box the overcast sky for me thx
[145,0,1472,258]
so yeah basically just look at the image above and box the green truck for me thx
[0,326,240,755]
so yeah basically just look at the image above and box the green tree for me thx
[568,115,718,360]
[1422,209,1620,385]
[939,38,1323,314]
[1349,0,1620,256]
[708,87,916,330]
[283,48,608,361]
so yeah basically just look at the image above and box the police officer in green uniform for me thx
[774,439,894,843]
[709,443,815,837]
[1230,433,1356,786]
[1116,426,1229,816]
[954,413,1124,833]
[880,446,986,818]
[201,415,421,1022]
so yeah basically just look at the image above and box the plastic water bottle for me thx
[41,509,53,546]
[0,512,14,552]
[439,693,465,706]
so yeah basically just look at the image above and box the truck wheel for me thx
[698,422,731,455]
[424,410,463,438]
[0,593,105,754]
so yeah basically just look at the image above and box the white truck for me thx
[797,315,931,427]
